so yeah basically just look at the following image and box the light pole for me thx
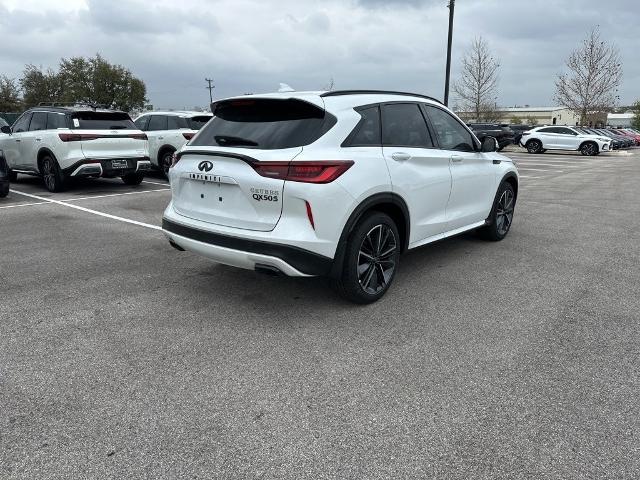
[205,78,215,104]
[443,0,455,106]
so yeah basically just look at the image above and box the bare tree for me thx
[554,27,622,125]
[322,76,335,91]
[453,37,500,122]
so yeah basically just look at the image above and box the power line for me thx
[205,78,215,103]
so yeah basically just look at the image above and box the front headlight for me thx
[598,138,609,142]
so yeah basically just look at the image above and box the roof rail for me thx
[36,101,111,110]
[320,90,443,105]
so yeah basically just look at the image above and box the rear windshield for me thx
[71,112,136,130]
[188,115,212,130]
[190,99,336,149]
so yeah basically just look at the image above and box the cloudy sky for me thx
[1,0,638,110]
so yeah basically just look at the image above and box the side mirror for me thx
[0,125,11,135]
[480,136,497,152]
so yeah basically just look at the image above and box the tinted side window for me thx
[344,106,380,146]
[167,116,188,129]
[147,115,168,131]
[424,106,475,152]
[47,113,67,129]
[559,127,576,135]
[134,116,149,131]
[538,127,556,133]
[13,113,32,133]
[382,103,433,148]
[29,112,48,131]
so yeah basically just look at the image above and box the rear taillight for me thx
[182,132,195,140]
[251,161,354,184]
[58,133,99,142]
[129,133,147,140]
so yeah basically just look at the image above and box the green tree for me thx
[20,65,63,108]
[0,75,22,112]
[525,115,538,126]
[509,115,523,125]
[632,101,640,130]
[21,54,147,111]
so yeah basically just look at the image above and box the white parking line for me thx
[62,188,170,202]
[516,168,564,172]
[9,189,162,231]
[0,201,50,210]
[142,180,170,187]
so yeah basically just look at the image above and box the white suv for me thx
[520,125,611,155]
[133,111,213,177]
[162,90,519,303]
[0,106,151,192]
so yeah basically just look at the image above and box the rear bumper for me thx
[64,157,152,177]
[162,217,333,277]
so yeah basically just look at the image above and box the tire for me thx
[580,142,598,156]
[0,182,8,198]
[159,150,175,179]
[478,182,516,241]
[41,155,66,192]
[331,212,400,304]
[526,139,543,154]
[121,172,144,185]
[8,170,17,182]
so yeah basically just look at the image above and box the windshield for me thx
[71,112,136,130]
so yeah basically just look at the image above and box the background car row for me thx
[466,121,640,153]
[0,106,212,193]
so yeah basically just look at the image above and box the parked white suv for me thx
[133,111,213,177]
[520,125,611,155]
[0,105,151,192]
[162,90,519,303]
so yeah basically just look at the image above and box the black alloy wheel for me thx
[479,182,516,241]
[160,151,174,178]
[581,142,598,156]
[332,212,401,304]
[357,223,398,296]
[41,156,66,192]
[526,139,542,154]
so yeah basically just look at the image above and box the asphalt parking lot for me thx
[1,148,639,479]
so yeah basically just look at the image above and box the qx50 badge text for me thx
[198,161,213,172]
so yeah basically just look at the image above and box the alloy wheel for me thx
[496,189,515,236]
[357,224,397,295]
[42,159,56,191]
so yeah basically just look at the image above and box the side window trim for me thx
[422,104,480,152]
[341,105,382,147]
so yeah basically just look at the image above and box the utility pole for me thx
[205,78,215,103]
[443,0,455,106]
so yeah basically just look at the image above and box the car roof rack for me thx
[320,90,443,105]
[37,101,111,110]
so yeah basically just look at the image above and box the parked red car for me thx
[612,129,640,145]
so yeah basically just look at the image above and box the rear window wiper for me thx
[214,135,258,147]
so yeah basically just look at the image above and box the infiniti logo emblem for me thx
[198,161,213,172]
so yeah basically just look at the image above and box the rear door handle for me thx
[391,152,411,162]
[451,155,463,163]
[158,136,164,140]
[35,138,42,142]
[15,139,20,143]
